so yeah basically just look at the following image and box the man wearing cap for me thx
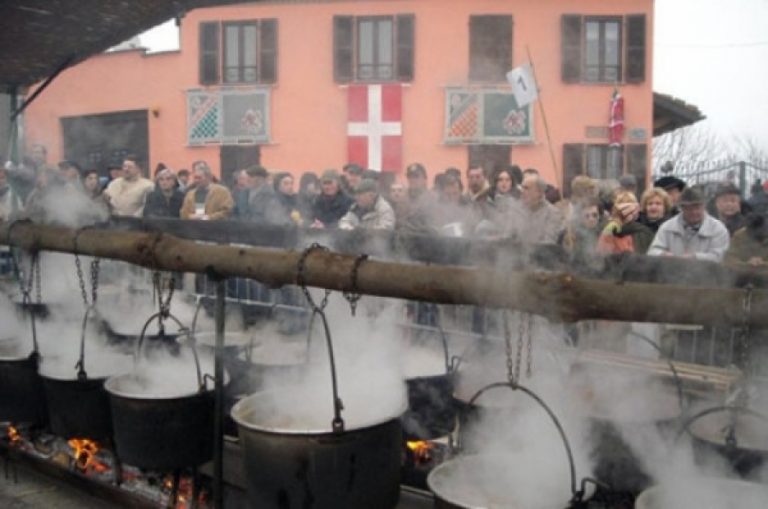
[648,186,730,262]
[339,179,395,230]
[708,182,746,236]
[653,176,686,215]
[341,163,364,196]
[310,169,353,228]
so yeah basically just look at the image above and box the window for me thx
[586,144,624,179]
[583,18,621,83]
[334,15,414,83]
[198,20,277,85]
[562,143,648,197]
[561,14,646,84]
[469,15,513,82]
[468,145,511,177]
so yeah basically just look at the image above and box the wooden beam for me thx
[1,221,765,327]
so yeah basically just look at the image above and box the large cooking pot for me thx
[635,477,768,509]
[571,363,683,495]
[105,312,214,470]
[0,302,47,425]
[232,389,406,509]
[683,405,768,477]
[429,382,595,509]
[402,325,459,440]
[40,308,128,440]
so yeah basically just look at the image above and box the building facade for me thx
[24,0,653,192]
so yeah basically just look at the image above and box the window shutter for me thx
[627,144,648,196]
[396,14,415,82]
[260,19,278,83]
[333,16,354,83]
[562,143,585,198]
[469,15,512,82]
[561,15,582,83]
[199,22,220,85]
[625,14,646,83]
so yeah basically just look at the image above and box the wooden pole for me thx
[526,46,560,185]
[1,221,766,327]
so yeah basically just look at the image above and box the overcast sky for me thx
[139,0,768,150]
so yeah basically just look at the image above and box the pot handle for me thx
[75,306,101,380]
[461,381,579,499]
[676,405,768,448]
[626,329,686,411]
[134,311,205,393]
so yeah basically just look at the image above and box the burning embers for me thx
[67,438,109,473]
[6,424,21,446]
[406,440,436,465]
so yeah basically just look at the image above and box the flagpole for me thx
[525,45,560,188]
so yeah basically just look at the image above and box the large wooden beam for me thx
[1,221,765,327]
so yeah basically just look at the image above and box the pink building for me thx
[24,0,654,194]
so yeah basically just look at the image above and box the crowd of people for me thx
[1,143,767,269]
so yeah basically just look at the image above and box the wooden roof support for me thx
[1,221,765,327]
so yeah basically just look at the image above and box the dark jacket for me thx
[246,184,283,224]
[637,212,670,234]
[143,186,184,218]
[311,191,353,228]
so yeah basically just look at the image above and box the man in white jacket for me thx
[338,179,395,231]
[648,186,730,262]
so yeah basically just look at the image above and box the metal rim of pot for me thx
[634,477,768,509]
[677,404,768,450]
[105,310,208,400]
[231,388,408,435]
[445,380,604,506]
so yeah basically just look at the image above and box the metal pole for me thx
[212,278,225,509]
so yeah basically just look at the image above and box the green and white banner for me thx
[444,87,533,145]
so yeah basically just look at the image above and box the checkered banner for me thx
[444,88,533,145]
[187,88,270,145]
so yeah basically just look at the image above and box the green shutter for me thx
[333,16,354,83]
[625,15,646,83]
[561,15,582,83]
[199,22,220,85]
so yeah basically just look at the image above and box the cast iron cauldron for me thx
[635,477,768,509]
[570,363,684,495]
[0,346,46,425]
[402,329,459,440]
[0,309,46,425]
[685,405,768,477]
[429,382,594,509]
[105,312,215,470]
[39,309,128,440]
[232,390,406,509]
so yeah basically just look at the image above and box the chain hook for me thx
[342,253,368,317]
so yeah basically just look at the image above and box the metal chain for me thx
[526,313,534,378]
[152,271,176,317]
[295,243,344,432]
[515,311,525,383]
[740,285,753,375]
[90,258,100,305]
[503,310,515,385]
[73,228,100,307]
[342,253,368,317]
[74,254,89,306]
[34,254,41,303]
[296,243,332,312]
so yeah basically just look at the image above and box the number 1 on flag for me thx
[506,64,538,108]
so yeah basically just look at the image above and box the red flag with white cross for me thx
[347,84,402,172]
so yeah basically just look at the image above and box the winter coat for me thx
[143,187,184,218]
[597,220,654,254]
[637,212,670,234]
[647,213,730,262]
[245,184,285,224]
[505,200,564,245]
[180,183,234,220]
[725,226,768,264]
[311,191,354,228]
[338,195,395,230]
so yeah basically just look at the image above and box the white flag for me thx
[506,64,538,108]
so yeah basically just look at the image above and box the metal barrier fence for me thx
[652,160,768,199]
